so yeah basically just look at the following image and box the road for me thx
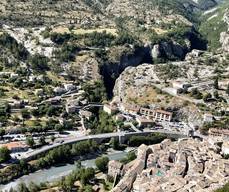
[20,130,188,161]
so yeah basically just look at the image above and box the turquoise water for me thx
[0,150,128,192]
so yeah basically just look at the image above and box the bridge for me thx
[21,130,188,161]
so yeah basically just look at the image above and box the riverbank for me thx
[0,148,129,191]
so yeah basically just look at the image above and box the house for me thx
[208,128,229,137]
[53,87,66,95]
[103,104,118,115]
[203,113,214,123]
[65,99,80,113]
[9,100,23,109]
[79,99,88,106]
[47,97,61,105]
[121,103,140,114]
[64,83,76,92]
[10,73,19,79]
[66,104,77,113]
[0,142,28,153]
[172,81,191,90]
[136,117,154,128]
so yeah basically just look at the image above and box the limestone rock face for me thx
[151,44,161,59]
[151,40,191,60]
[220,10,229,52]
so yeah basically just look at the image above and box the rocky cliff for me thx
[220,10,229,52]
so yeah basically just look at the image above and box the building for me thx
[172,81,191,90]
[64,83,76,92]
[47,97,61,105]
[140,108,172,122]
[208,128,229,137]
[66,104,77,113]
[65,99,81,113]
[121,103,140,114]
[203,113,214,123]
[79,110,92,120]
[114,114,126,122]
[136,117,154,128]
[53,87,66,95]
[103,104,118,115]
[222,142,229,155]
[9,100,23,109]
[0,142,28,153]
[154,109,172,122]
[10,73,19,79]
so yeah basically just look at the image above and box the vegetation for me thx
[155,63,184,82]
[26,136,35,148]
[199,2,228,50]
[0,146,11,163]
[86,110,117,134]
[0,33,28,61]
[120,151,137,164]
[83,81,107,103]
[201,117,229,134]
[128,133,167,147]
[58,164,95,191]
[0,140,100,184]
[215,182,229,192]
[95,156,109,172]
[29,54,49,72]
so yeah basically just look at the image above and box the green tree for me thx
[80,168,95,186]
[214,76,219,89]
[120,151,137,164]
[55,124,64,133]
[29,54,49,72]
[95,156,109,172]
[51,135,55,142]
[26,136,35,148]
[21,109,30,119]
[82,185,93,192]
[226,84,229,95]
[0,146,11,163]
[0,128,5,138]
[39,136,46,146]
[213,91,219,99]
[110,138,120,150]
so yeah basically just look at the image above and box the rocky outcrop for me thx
[101,45,151,97]
[113,60,216,103]
[220,10,229,52]
[151,41,188,60]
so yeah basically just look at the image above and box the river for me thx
[0,149,129,192]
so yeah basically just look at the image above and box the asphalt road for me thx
[20,130,187,161]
